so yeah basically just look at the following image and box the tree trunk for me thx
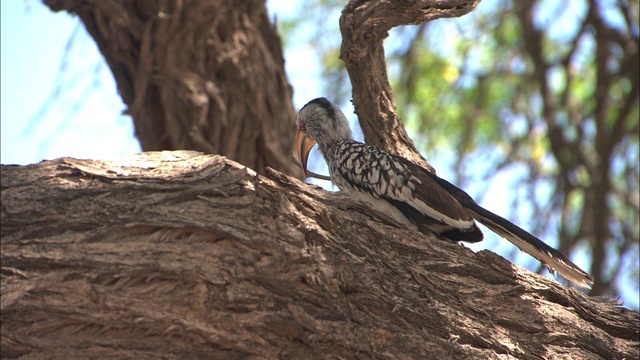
[44,0,301,178]
[2,153,637,359]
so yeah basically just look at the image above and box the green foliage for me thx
[274,0,639,307]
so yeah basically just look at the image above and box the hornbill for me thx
[294,97,593,288]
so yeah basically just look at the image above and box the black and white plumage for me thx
[295,97,594,288]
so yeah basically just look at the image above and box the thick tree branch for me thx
[339,0,481,171]
[2,152,638,358]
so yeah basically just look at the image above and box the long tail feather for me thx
[468,205,593,288]
[428,172,593,288]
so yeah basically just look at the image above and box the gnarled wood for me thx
[340,0,481,171]
[2,152,637,359]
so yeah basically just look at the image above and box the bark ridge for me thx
[2,152,637,359]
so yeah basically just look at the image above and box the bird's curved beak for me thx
[295,129,316,178]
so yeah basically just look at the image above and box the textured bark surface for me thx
[44,0,301,178]
[2,152,638,359]
[340,0,481,172]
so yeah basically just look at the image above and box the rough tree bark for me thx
[1,152,638,359]
[44,0,301,177]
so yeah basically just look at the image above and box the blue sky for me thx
[0,1,326,165]
[1,0,637,309]
[1,1,138,163]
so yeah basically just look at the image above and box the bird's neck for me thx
[319,139,351,165]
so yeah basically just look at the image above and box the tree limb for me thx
[340,0,481,171]
[2,152,637,358]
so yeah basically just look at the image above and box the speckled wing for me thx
[331,140,482,241]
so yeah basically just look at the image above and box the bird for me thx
[294,97,594,288]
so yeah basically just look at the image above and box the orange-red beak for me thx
[295,129,317,178]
